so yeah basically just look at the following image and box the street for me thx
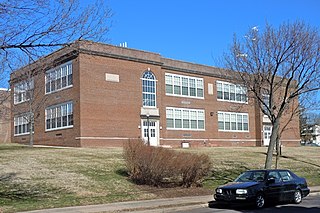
[135,194,320,213]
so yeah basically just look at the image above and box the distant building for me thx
[301,124,320,145]
[0,88,11,143]
[312,125,320,145]
[10,40,300,147]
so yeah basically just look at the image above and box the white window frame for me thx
[14,113,33,136]
[166,107,205,131]
[13,78,34,104]
[45,101,73,131]
[141,70,157,108]
[45,62,73,94]
[216,80,248,103]
[165,73,204,99]
[218,111,249,132]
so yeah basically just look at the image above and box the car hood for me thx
[219,181,260,189]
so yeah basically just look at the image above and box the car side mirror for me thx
[267,178,275,184]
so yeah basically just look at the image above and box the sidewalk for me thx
[21,186,320,213]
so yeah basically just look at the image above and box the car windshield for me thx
[235,171,266,182]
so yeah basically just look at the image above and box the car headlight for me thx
[236,189,248,194]
[216,188,223,194]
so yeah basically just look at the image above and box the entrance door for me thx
[263,125,272,146]
[141,119,159,146]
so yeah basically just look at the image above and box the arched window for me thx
[142,70,156,107]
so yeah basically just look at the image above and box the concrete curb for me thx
[20,186,320,213]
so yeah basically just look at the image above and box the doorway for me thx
[141,119,159,146]
[263,125,272,146]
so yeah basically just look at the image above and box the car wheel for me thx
[255,193,265,208]
[293,190,302,204]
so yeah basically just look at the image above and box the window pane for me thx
[237,114,243,131]
[189,79,196,96]
[167,118,174,128]
[243,114,249,131]
[230,85,235,101]
[231,114,237,130]
[225,114,230,130]
[224,84,230,100]
[218,113,224,130]
[197,79,204,97]
[198,120,204,129]
[174,76,181,95]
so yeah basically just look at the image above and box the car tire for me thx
[293,190,302,204]
[255,193,265,208]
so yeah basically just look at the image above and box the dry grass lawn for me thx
[0,144,319,212]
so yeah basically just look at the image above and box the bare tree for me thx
[0,0,112,78]
[224,22,320,169]
[3,0,112,147]
[11,57,46,147]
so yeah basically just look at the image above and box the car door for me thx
[279,170,296,201]
[265,171,283,201]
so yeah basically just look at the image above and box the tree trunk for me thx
[275,134,280,169]
[264,119,280,169]
[29,116,34,147]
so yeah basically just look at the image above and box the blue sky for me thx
[106,0,320,66]
[1,0,320,89]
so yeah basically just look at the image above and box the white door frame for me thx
[263,125,272,146]
[141,119,159,146]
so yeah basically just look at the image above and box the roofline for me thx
[10,40,234,82]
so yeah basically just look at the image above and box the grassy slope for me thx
[0,144,319,212]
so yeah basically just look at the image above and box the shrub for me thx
[123,139,211,187]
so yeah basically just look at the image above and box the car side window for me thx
[279,171,293,182]
[267,171,281,183]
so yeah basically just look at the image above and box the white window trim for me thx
[45,61,73,95]
[165,73,204,99]
[13,78,34,105]
[45,101,73,132]
[13,113,33,136]
[166,107,205,131]
[216,80,248,104]
[45,84,73,95]
[141,71,157,108]
[218,111,249,132]
[45,125,73,132]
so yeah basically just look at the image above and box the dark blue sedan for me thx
[214,169,310,208]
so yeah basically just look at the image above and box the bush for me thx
[123,139,211,187]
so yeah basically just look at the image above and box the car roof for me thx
[246,169,291,172]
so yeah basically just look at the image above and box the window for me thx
[268,171,282,183]
[166,107,205,130]
[217,81,247,103]
[14,79,34,104]
[262,94,270,116]
[142,71,156,107]
[165,73,204,98]
[166,108,174,128]
[45,62,72,94]
[279,171,293,182]
[14,113,33,135]
[46,102,73,131]
[218,111,249,132]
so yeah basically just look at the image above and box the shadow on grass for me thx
[281,155,320,168]
[256,151,320,168]
[0,173,41,200]
[0,144,30,151]
[0,173,65,201]
[115,168,129,177]
[207,164,249,186]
